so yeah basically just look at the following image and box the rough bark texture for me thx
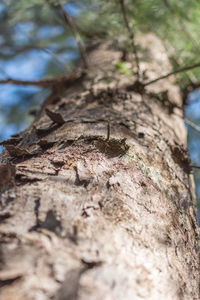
[0,35,199,300]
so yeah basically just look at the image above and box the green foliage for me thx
[74,0,200,85]
[92,1,200,83]
[115,61,132,75]
[1,0,200,131]
[2,0,200,83]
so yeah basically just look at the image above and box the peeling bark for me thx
[0,35,199,300]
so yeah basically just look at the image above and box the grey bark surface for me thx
[0,35,199,300]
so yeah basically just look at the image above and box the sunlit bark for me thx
[0,36,199,300]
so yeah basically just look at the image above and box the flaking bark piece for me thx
[4,145,30,157]
[126,80,145,94]
[170,144,191,174]
[38,139,55,150]
[0,274,22,288]
[55,268,83,300]
[0,163,16,191]
[0,137,22,146]
[45,108,65,125]
[0,211,12,222]
[55,260,102,300]
[35,123,59,136]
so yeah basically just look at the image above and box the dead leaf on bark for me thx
[45,108,65,125]
[4,145,30,157]
[94,138,129,157]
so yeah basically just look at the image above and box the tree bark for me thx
[0,35,199,300]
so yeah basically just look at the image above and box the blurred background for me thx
[0,0,200,221]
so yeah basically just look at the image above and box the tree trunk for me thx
[0,35,199,300]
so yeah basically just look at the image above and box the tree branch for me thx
[184,118,200,133]
[145,62,200,86]
[0,78,52,87]
[119,0,140,80]
[0,70,85,87]
[47,0,88,69]
[191,165,200,170]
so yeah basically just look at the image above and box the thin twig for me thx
[160,38,195,85]
[191,165,200,169]
[49,0,88,69]
[0,78,53,87]
[145,62,200,86]
[106,122,110,141]
[41,48,67,71]
[184,118,200,133]
[119,0,140,80]
[0,70,85,87]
